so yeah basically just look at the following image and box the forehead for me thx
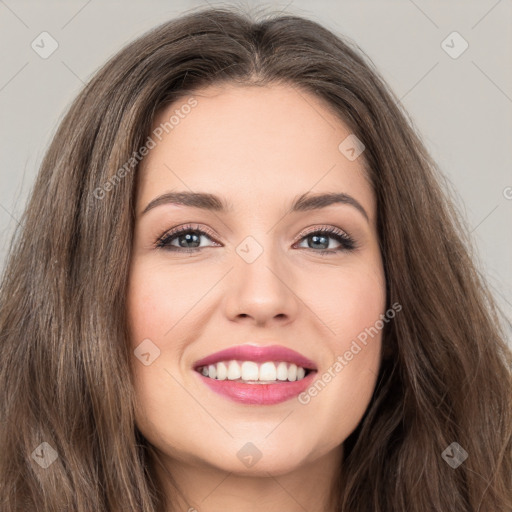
[136,83,375,222]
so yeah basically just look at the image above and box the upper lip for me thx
[193,344,318,371]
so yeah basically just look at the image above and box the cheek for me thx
[126,263,190,440]
[334,268,386,378]
[308,261,386,343]
[126,260,197,346]
[299,263,385,425]
[126,262,180,405]
[126,274,163,345]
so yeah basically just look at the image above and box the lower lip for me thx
[194,370,317,405]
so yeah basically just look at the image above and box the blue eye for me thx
[155,223,357,255]
[295,226,356,254]
[155,224,219,253]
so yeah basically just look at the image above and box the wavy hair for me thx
[1,5,510,511]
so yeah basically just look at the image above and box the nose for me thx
[223,239,300,327]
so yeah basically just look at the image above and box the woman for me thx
[0,6,510,512]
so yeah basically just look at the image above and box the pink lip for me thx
[195,370,317,405]
[193,344,317,371]
[193,344,318,405]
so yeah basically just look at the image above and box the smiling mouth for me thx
[195,359,316,383]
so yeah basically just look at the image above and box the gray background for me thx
[1,0,511,340]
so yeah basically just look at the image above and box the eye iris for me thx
[178,231,201,248]
[309,234,328,250]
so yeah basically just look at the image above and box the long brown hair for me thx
[1,5,510,511]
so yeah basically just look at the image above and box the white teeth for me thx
[241,361,259,381]
[227,360,241,380]
[207,364,217,379]
[198,360,312,382]
[276,362,288,380]
[288,363,297,381]
[259,362,277,381]
[216,361,227,380]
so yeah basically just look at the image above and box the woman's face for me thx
[127,83,386,477]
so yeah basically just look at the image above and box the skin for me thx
[126,83,387,512]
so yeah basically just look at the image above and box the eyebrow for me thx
[141,190,369,222]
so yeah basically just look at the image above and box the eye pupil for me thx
[309,234,328,250]
[179,232,200,248]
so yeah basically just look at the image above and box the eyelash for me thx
[155,223,357,256]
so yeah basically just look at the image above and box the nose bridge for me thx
[224,230,299,323]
